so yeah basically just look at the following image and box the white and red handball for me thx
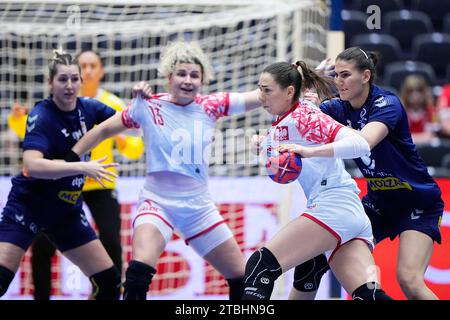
[265,151,302,184]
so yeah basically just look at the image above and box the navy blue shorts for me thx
[362,197,443,244]
[0,203,97,252]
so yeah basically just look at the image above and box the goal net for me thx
[0,0,329,299]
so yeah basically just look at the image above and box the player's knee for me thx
[226,277,245,300]
[242,247,282,300]
[244,247,282,284]
[397,267,423,291]
[123,260,156,300]
[293,254,329,292]
[352,282,393,300]
[89,266,121,300]
[0,265,15,297]
[397,272,425,299]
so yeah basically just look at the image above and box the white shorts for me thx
[132,187,233,257]
[303,188,374,262]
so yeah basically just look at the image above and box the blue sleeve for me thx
[22,110,51,155]
[320,99,335,116]
[84,98,116,124]
[367,95,402,131]
[319,98,346,125]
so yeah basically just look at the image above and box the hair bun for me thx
[52,47,68,59]
[367,51,378,68]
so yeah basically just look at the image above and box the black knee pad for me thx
[352,282,393,300]
[293,254,330,292]
[242,247,282,300]
[89,266,121,300]
[226,277,245,300]
[0,265,15,297]
[123,260,156,300]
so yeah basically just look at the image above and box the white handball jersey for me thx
[264,100,360,200]
[122,92,245,183]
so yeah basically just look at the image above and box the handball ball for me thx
[266,151,302,184]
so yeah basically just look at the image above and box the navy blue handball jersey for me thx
[320,85,442,211]
[6,97,115,226]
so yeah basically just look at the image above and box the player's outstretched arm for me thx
[279,127,369,159]
[23,150,117,182]
[358,121,389,150]
[241,89,262,111]
[72,113,127,158]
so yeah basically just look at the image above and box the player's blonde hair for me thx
[158,41,213,84]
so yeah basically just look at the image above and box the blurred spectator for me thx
[7,103,28,140]
[1,103,26,173]
[437,83,450,139]
[399,75,438,145]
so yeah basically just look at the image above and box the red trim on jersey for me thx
[223,92,230,116]
[329,125,343,143]
[272,102,299,126]
[148,93,192,107]
[353,237,372,246]
[133,212,174,230]
[197,92,230,121]
[121,108,140,129]
[328,238,372,263]
[328,247,339,263]
[302,213,341,242]
[184,220,226,244]
[301,213,342,261]
[151,93,166,100]
[167,100,193,107]
[291,101,344,144]
[348,237,373,249]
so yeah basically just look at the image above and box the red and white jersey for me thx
[264,100,360,200]
[122,92,245,184]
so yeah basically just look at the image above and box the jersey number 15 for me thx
[149,106,164,126]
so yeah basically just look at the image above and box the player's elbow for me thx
[359,135,371,155]
[22,159,42,178]
[22,152,42,177]
[332,130,371,159]
[348,133,370,158]
[102,114,127,139]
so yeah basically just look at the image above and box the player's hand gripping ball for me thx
[266,151,302,184]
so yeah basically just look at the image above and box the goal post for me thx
[0,0,329,177]
[0,0,329,299]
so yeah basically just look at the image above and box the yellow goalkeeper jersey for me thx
[8,89,144,191]
[83,89,144,191]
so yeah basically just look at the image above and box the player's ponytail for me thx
[294,61,333,100]
[367,51,378,69]
[263,61,333,105]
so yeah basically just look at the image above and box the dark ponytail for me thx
[294,61,333,100]
[263,61,333,104]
